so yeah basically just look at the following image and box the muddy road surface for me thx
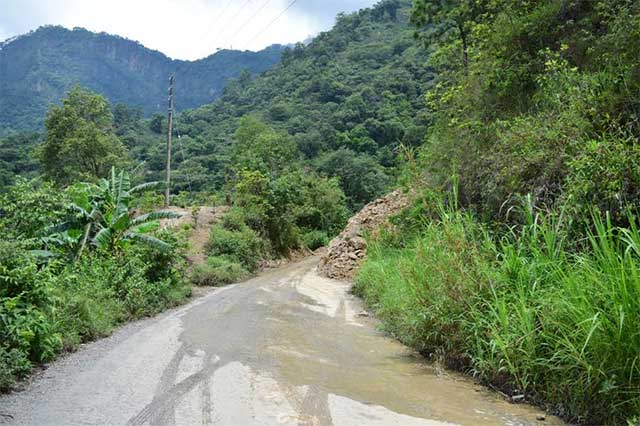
[0,257,564,426]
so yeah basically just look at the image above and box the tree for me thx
[231,116,298,177]
[411,0,490,72]
[39,86,128,186]
[316,149,390,211]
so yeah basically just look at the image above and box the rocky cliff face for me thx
[0,26,284,135]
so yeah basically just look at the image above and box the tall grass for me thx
[354,197,640,424]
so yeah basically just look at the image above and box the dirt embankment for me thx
[318,190,410,280]
[159,206,228,266]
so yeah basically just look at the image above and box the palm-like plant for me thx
[88,168,181,254]
[40,168,181,260]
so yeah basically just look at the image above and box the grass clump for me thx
[355,196,640,424]
[190,256,248,287]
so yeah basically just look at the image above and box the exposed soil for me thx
[159,206,228,267]
[318,189,410,280]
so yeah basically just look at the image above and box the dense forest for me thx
[0,26,284,135]
[1,0,640,423]
[149,0,430,211]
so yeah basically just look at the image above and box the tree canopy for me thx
[39,86,127,186]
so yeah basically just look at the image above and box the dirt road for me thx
[0,257,563,426]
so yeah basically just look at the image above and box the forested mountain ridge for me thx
[160,0,428,209]
[0,26,284,135]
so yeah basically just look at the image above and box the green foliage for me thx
[0,169,189,390]
[171,0,432,208]
[0,133,40,191]
[39,86,128,186]
[226,118,349,254]
[0,242,60,388]
[0,346,31,391]
[190,256,248,287]
[301,230,329,251]
[412,0,640,223]
[315,148,391,211]
[0,178,68,241]
[86,168,180,254]
[207,218,268,273]
[356,196,640,424]
[231,116,298,176]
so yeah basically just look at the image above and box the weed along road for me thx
[0,257,563,426]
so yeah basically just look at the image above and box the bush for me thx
[207,222,267,272]
[301,230,329,251]
[190,256,248,287]
[50,259,125,348]
[0,346,31,391]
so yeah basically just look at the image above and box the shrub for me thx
[0,346,31,391]
[301,230,329,251]
[207,223,267,272]
[50,260,124,348]
[190,256,248,287]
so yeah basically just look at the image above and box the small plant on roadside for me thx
[190,256,248,287]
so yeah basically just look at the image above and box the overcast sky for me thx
[0,0,379,60]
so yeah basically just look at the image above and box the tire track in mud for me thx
[126,259,318,426]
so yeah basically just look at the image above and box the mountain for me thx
[161,0,431,209]
[0,26,285,135]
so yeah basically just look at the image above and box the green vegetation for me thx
[0,86,191,390]
[357,195,640,424]
[190,256,249,287]
[354,0,640,424]
[0,179,189,390]
[40,87,127,186]
[0,26,284,135]
[195,116,351,284]
[172,0,432,210]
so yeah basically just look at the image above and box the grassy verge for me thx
[354,197,640,425]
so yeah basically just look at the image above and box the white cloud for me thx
[0,0,379,60]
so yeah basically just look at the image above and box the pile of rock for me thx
[318,189,410,280]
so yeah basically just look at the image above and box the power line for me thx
[222,0,274,47]
[244,0,298,49]
[211,0,234,28]
[215,0,253,44]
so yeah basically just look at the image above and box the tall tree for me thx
[411,0,490,72]
[39,86,127,186]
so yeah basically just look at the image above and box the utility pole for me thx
[164,75,175,208]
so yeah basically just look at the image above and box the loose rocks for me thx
[318,190,409,280]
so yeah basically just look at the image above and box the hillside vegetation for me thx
[355,0,640,424]
[0,26,284,135]
[166,0,430,210]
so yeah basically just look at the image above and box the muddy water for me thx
[0,257,566,426]
[260,263,564,426]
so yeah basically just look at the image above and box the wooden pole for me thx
[164,75,175,208]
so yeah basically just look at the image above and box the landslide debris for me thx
[318,190,409,280]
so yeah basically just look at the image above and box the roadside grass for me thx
[354,198,640,425]
[190,256,249,287]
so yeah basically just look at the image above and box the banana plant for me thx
[41,168,181,259]
[89,168,181,254]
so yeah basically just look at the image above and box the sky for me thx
[0,0,378,60]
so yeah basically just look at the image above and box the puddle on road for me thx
[261,268,565,426]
